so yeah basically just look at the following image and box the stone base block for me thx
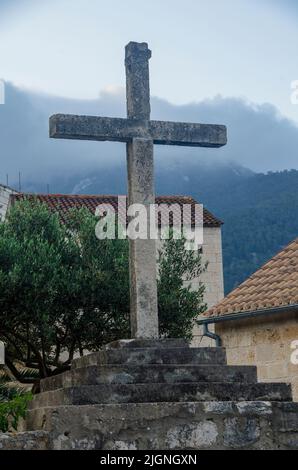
[0,431,49,450]
[30,382,292,408]
[104,339,190,349]
[24,401,298,450]
[40,364,258,392]
[16,342,298,450]
[72,347,227,369]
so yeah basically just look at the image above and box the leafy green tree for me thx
[0,200,129,383]
[0,200,206,385]
[158,234,207,340]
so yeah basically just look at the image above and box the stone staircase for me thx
[22,339,298,450]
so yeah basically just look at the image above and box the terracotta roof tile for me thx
[10,193,223,228]
[206,237,298,317]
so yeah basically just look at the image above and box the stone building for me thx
[0,184,18,221]
[202,237,298,401]
[8,192,224,344]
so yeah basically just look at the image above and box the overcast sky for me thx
[1,0,298,122]
[0,0,298,186]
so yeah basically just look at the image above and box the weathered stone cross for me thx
[49,42,227,340]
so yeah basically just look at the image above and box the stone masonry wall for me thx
[192,227,224,346]
[156,226,224,347]
[0,185,17,221]
[21,401,298,450]
[0,432,48,450]
[216,312,298,401]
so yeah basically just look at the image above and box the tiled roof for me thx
[206,238,298,317]
[10,193,222,228]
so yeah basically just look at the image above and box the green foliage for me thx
[0,393,33,432]
[0,199,206,382]
[0,199,130,379]
[0,365,34,432]
[218,170,298,292]
[158,235,207,340]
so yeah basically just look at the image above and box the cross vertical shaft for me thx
[125,42,151,120]
[49,41,227,342]
[125,42,159,339]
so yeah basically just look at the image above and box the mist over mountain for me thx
[1,82,298,191]
[2,83,298,294]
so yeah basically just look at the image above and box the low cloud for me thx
[0,82,297,188]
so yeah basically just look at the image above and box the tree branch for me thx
[5,356,37,385]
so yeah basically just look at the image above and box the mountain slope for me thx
[155,166,298,294]
[196,169,298,293]
[23,165,298,295]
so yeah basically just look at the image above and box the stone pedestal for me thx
[21,340,298,450]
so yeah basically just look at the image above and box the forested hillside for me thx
[198,169,298,293]
[25,165,298,295]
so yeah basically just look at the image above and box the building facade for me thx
[204,237,298,401]
[0,184,18,221]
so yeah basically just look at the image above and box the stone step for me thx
[30,382,292,408]
[41,364,258,392]
[104,339,190,349]
[24,401,298,450]
[71,347,227,369]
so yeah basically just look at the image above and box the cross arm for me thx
[49,114,145,142]
[50,114,227,148]
[150,120,227,148]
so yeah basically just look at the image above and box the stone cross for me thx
[49,41,227,340]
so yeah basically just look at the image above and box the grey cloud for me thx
[0,82,297,188]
